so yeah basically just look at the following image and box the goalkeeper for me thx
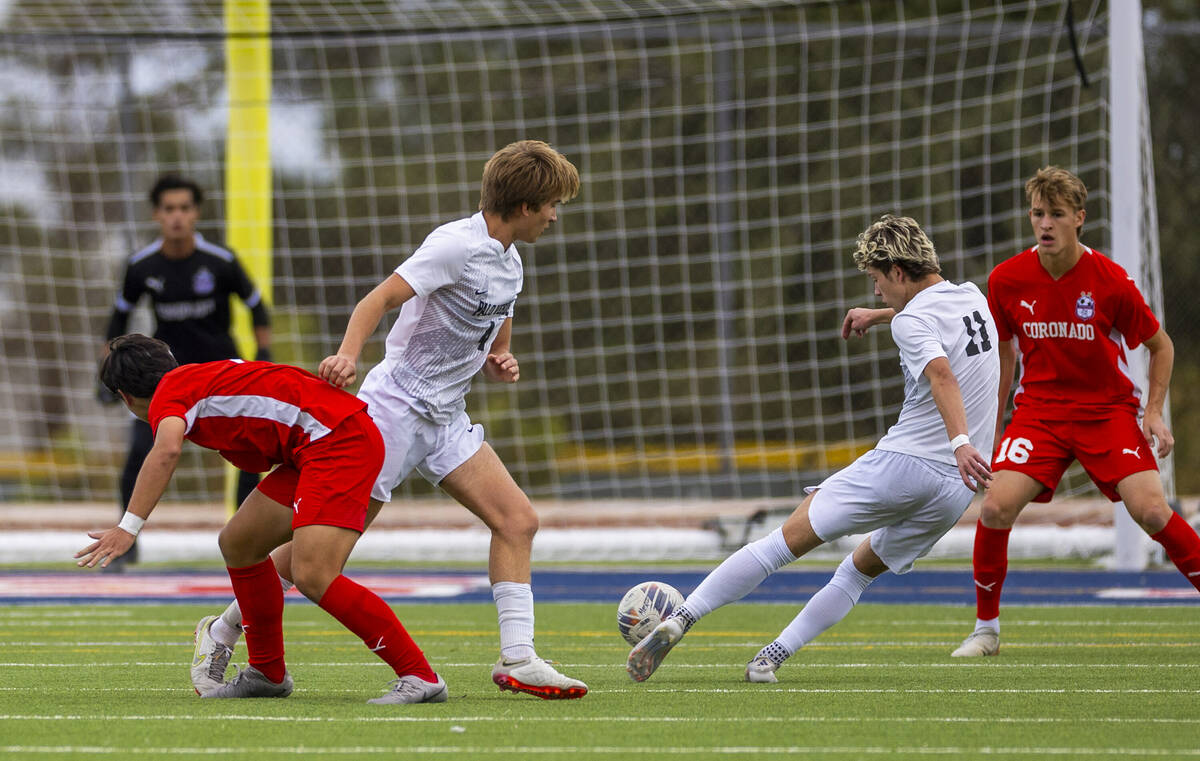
[101,174,271,567]
[191,140,589,700]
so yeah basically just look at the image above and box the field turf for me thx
[2,601,1198,759]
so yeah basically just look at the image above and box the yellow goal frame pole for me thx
[224,0,272,514]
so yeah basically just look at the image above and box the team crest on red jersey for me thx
[1075,291,1095,321]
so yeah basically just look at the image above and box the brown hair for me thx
[852,214,941,279]
[1025,166,1087,213]
[479,140,580,220]
[100,334,179,399]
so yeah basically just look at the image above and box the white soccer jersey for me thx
[874,280,1000,466]
[383,212,522,424]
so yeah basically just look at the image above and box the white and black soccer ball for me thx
[617,581,684,646]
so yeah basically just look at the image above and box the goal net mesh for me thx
[0,1,1154,515]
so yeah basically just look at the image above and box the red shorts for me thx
[255,409,385,531]
[992,410,1156,503]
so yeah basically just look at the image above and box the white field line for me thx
[1,660,1198,669]
[4,714,1200,725]
[2,745,1200,756]
[0,685,1198,695]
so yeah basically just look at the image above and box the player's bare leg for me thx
[194,498,389,695]
[953,470,1043,657]
[628,493,819,682]
[1119,470,1200,593]
[748,537,886,682]
[440,443,587,699]
[204,489,297,697]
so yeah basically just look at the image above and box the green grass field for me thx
[2,601,1198,759]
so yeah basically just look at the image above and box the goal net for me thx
[0,1,1163,550]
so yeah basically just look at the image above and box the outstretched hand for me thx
[75,526,136,569]
[318,354,357,388]
[483,352,520,383]
[955,444,993,492]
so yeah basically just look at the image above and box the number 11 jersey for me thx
[875,280,1001,466]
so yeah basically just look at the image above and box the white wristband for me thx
[949,434,971,452]
[117,512,145,537]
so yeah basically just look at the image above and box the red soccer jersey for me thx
[147,360,368,473]
[986,246,1160,420]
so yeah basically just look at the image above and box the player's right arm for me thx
[924,357,992,491]
[75,416,185,569]
[318,273,416,388]
[841,307,895,339]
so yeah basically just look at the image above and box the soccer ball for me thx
[617,581,684,646]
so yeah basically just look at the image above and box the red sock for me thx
[318,574,436,681]
[972,521,1011,620]
[1151,512,1200,592]
[227,558,287,683]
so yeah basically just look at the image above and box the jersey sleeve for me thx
[105,262,143,340]
[146,374,190,437]
[1111,271,1161,348]
[985,269,1014,342]
[395,229,471,298]
[890,312,948,381]
[227,254,270,326]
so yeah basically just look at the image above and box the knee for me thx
[217,525,252,567]
[290,561,336,603]
[979,497,1020,529]
[1130,501,1172,535]
[492,500,539,543]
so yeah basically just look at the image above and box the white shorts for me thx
[358,363,486,502]
[806,448,974,574]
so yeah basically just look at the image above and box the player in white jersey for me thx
[191,140,588,700]
[627,214,1001,684]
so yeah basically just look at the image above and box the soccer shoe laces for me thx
[204,643,233,683]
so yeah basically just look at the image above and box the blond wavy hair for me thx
[852,214,941,278]
[479,140,580,220]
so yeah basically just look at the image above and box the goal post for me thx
[0,0,1168,562]
[1109,0,1170,570]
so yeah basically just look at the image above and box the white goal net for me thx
[0,1,1162,524]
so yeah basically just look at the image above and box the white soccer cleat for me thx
[627,616,686,682]
[201,665,293,698]
[367,674,449,705]
[191,614,234,695]
[744,656,779,683]
[491,657,588,700]
[951,629,1000,657]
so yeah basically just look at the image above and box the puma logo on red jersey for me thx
[1122,447,1141,459]
[1019,299,1036,315]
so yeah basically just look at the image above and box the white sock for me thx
[216,573,292,643]
[775,553,875,654]
[679,527,797,622]
[210,615,241,647]
[975,617,1000,634]
[492,581,536,662]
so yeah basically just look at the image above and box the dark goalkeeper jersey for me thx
[105,233,268,365]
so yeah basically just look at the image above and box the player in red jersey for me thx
[952,167,1200,657]
[76,334,448,704]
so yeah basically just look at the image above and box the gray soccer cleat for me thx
[744,656,780,683]
[201,665,293,698]
[190,615,234,695]
[367,674,449,705]
[627,616,686,682]
[951,629,1000,657]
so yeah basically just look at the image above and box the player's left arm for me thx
[230,257,273,360]
[482,318,519,383]
[1141,328,1174,458]
[75,416,186,569]
[925,357,992,491]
